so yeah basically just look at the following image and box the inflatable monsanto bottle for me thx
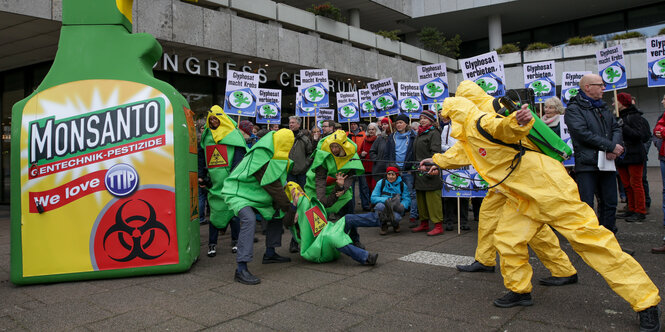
[200,106,247,228]
[10,0,199,284]
[285,182,353,263]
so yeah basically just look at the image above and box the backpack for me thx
[379,179,405,197]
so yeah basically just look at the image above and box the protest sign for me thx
[367,78,399,117]
[224,69,259,117]
[460,51,505,97]
[295,90,317,117]
[417,63,449,105]
[441,166,487,198]
[560,114,575,167]
[398,82,422,119]
[315,108,334,129]
[300,69,329,108]
[560,71,591,107]
[523,60,556,103]
[256,88,281,124]
[358,89,376,118]
[647,36,665,87]
[596,45,627,91]
[337,91,360,123]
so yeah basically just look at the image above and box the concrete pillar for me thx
[349,8,360,28]
[488,14,502,50]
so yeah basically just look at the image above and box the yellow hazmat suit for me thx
[433,81,660,311]
[455,81,576,278]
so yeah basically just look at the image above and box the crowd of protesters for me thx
[198,89,665,261]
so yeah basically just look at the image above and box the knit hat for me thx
[617,92,632,108]
[395,114,409,124]
[420,109,436,123]
[386,166,399,174]
[238,120,254,135]
[380,117,392,125]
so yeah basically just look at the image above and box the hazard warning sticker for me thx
[205,145,229,168]
[305,206,327,236]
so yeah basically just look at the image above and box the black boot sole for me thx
[493,298,533,308]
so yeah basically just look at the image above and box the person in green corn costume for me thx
[305,130,366,246]
[198,105,248,257]
[305,130,364,213]
[222,129,296,285]
[285,182,378,265]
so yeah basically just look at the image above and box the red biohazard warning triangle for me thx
[206,144,229,168]
[305,206,327,236]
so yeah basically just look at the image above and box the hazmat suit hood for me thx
[441,97,481,140]
[321,130,357,170]
[455,80,496,114]
[207,105,238,143]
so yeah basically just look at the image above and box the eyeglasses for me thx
[589,82,605,87]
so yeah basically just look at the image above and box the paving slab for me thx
[146,316,205,332]
[155,290,261,327]
[203,318,275,331]
[85,308,173,331]
[10,301,113,331]
[212,278,309,306]
[244,299,365,331]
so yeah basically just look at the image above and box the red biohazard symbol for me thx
[93,188,178,270]
[479,148,487,157]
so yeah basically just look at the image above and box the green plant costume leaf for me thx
[293,197,352,263]
[222,130,293,220]
[201,108,247,228]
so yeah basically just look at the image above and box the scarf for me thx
[417,124,432,135]
[579,90,605,108]
[541,114,560,128]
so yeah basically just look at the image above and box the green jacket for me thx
[414,126,443,191]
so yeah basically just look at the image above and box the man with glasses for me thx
[320,120,336,139]
[564,74,624,234]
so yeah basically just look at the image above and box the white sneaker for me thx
[207,244,216,257]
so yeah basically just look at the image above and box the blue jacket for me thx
[371,177,410,210]
[384,130,416,171]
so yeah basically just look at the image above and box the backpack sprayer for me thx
[495,89,572,162]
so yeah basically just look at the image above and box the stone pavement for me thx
[1,168,664,331]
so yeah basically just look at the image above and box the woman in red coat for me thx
[360,122,380,193]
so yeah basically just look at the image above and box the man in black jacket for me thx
[564,74,624,233]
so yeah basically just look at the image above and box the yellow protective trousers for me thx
[476,191,577,280]
[493,187,660,311]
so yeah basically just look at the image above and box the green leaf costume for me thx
[222,129,294,220]
[286,182,352,263]
[305,130,364,214]
[201,106,247,228]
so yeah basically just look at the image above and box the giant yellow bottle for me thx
[10,0,200,284]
